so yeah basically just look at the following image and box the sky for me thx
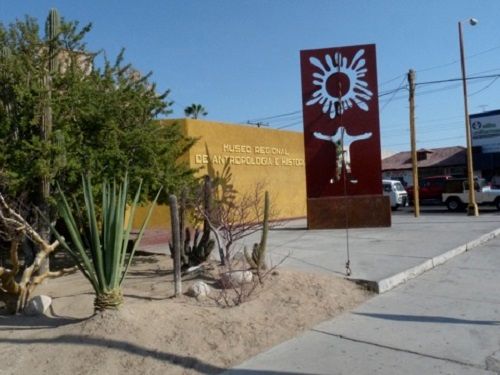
[1,0,500,153]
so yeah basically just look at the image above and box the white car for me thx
[383,179,408,210]
[442,179,500,211]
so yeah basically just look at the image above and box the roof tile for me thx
[382,146,466,171]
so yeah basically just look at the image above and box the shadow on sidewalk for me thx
[223,370,319,374]
[353,312,500,325]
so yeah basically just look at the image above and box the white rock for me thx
[220,270,253,288]
[24,295,52,316]
[187,281,211,298]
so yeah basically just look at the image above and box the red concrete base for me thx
[307,195,391,229]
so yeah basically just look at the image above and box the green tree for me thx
[0,11,195,268]
[184,103,208,119]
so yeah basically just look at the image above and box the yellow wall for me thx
[134,119,306,230]
[131,203,170,230]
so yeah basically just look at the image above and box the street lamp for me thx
[458,17,479,216]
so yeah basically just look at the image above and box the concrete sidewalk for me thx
[234,209,500,293]
[223,210,500,374]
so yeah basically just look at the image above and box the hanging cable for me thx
[380,76,407,113]
[245,110,302,123]
[416,43,500,73]
[469,76,499,96]
[332,63,352,277]
[277,120,303,129]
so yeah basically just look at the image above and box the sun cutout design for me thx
[306,49,373,119]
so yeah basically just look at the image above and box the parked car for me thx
[442,178,500,211]
[383,179,408,210]
[406,175,457,205]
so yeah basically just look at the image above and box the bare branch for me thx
[211,253,291,307]
[31,266,78,286]
[0,268,21,295]
[202,213,226,265]
[0,191,62,313]
[0,193,47,250]
[9,232,22,275]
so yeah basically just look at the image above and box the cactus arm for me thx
[246,191,269,270]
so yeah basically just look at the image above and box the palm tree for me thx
[184,103,208,119]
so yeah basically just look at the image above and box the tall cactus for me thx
[37,8,61,274]
[46,8,61,37]
[45,8,60,73]
[41,8,59,139]
[0,47,13,118]
[40,7,60,149]
[245,191,269,270]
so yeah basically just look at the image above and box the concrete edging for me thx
[372,226,500,294]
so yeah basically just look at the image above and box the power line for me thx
[383,114,463,128]
[277,120,303,130]
[380,77,407,113]
[470,67,500,76]
[379,73,407,87]
[469,76,499,96]
[277,112,465,133]
[240,72,500,129]
[416,82,463,96]
[383,135,464,148]
[245,110,301,123]
[379,43,500,87]
[468,44,500,60]
[266,113,303,125]
[382,121,464,135]
[415,43,500,73]
[379,73,500,103]
[415,73,500,86]
[417,60,458,74]
[379,73,500,106]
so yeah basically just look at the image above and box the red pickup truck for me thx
[407,176,457,204]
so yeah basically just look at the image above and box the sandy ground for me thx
[0,253,372,375]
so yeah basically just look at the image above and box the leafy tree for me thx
[184,103,208,119]
[0,10,195,269]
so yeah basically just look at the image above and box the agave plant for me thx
[53,175,160,312]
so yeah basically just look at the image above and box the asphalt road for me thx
[394,204,500,215]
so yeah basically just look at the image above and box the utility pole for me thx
[459,19,479,216]
[408,69,420,217]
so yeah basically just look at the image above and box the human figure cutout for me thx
[313,126,372,183]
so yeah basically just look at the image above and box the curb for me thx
[366,227,500,294]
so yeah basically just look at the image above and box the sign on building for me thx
[470,109,500,153]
